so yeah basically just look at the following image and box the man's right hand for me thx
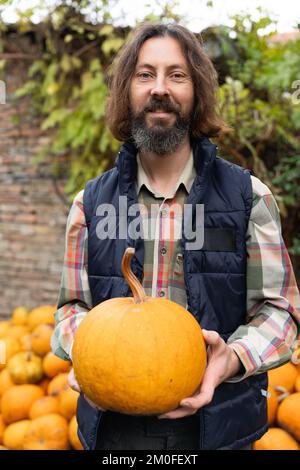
[68,368,106,412]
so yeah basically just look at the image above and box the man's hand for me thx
[68,368,106,412]
[158,329,243,419]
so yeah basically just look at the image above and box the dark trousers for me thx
[95,411,200,450]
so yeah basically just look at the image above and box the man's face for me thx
[129,36,194,155]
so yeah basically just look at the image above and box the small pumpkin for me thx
[0,370,14,396]
[29,396,59,419]
[267,386,289,426]
[11,307,29,326]
[268,363,298,393]
[31,324,53,357]
[23,414,69,450]
[0,322,10,339]
[73,248,207,415]
[5,325,29,341]
[1,384,44,424]
[277,392,300,441]
[295,375,300,393]
[47,373,69,397]
[8,352,43,384]
[3,420,30,450]
[43,353,71,378]
[0,337,20,372]
[59,388,79,420]
[68,416,83,450]
[27,306,56,331]
[253,427,299,450]
[19,333,32,352]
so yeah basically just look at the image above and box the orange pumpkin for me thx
[277,392,300,441]
[68,416,83,450]
[19,333,32,352]
[0,415,5,445]
[0,370,15,395]
[29,396,59,419]
[267,386,289,426]
[23,414,69,450]
[11,307,29,326]
[47,373,69,397]
[59,388,79,420]
[43,353,72,378]
[253,427,299,450]
[7,351,43,384]
[295,376,300,393]
[3,420,30,450]
[73,248,207,415]
[0,322,10,339]
[31,324,53,357]
[268,363,298,393]
[1,384,44,424]
[27,306,56,331]
[267,388,279,425]
[5,325,29,341]
[0,337,20,372]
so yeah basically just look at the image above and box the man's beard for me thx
[130,99,192,156]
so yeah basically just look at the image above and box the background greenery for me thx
[0,0,299,269]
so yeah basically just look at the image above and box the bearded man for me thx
[52,22,300,450]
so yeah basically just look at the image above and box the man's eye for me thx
[138,72,152,79]
[171,73,185,80]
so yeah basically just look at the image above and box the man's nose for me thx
[150,76,170,97]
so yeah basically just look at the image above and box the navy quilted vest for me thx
[77,136,268,450]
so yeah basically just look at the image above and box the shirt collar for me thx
[136,150,196,198]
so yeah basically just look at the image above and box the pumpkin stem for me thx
[274,385,290,403]
[291,347,300,366]
[121,247,146,304]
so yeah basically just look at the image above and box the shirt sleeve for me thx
[226,175,300,383]
[51,189,93,361]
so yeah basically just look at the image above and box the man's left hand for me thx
[158,329,242,419]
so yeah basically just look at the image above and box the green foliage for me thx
[212,11,300,255]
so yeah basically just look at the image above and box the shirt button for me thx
[159,290,165,297]
[161,208,168,217]
[160,247,167,255]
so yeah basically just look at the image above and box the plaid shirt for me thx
[51,152,300,382]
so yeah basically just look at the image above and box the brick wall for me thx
[0,58,70,318]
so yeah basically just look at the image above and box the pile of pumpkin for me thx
[253,338,300,451]
[0,305,83,450]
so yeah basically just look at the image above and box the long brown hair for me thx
[105,22,230,141]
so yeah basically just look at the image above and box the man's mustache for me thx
[143,99,179,114]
